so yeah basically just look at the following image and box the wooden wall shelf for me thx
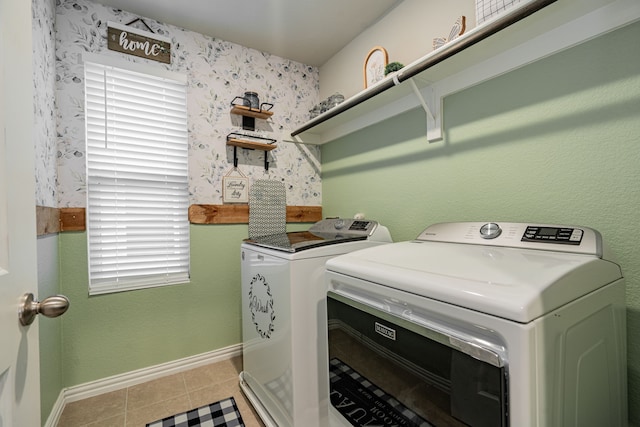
[226,137,277,151]
[231,105,274,120]
[231,96,274,131]
[226,132,277,170]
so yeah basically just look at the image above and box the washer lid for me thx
[243,230,367,253]
[243,218,385,252]
[325,241,623,323]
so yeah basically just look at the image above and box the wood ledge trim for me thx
[36,205,322,235]
[36,206,60,235]
[189,204,322,224]
[60,208,86,232]
[36,207,86,236]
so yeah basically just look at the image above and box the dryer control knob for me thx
[480,222,502,239]
[334,219,345,230]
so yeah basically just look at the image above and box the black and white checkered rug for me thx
[146,396,245,427]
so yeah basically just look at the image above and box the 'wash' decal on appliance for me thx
[248,274,276,339]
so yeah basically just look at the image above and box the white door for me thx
[0,0,42,426]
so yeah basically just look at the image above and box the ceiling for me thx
[92,0,403,66]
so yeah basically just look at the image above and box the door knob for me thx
[19,293,70,326]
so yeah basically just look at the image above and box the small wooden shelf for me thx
[226,132,277,170]
[226,137,277,151]
[231,105,274,120]
[230,97,274,131]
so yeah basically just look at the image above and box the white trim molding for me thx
[44,343,242,427]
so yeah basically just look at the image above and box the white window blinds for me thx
[84,61,190,295]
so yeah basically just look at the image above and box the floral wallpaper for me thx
[32,0,57,207]
[55,0,321,208]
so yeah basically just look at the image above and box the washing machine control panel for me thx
[310,218,378,235]
[521,226,583,245]
[347,220,375,231]
[415,222,602,257]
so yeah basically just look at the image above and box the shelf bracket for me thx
[233,146,239,168]
[232,144,270,171]
[408,78,442,142]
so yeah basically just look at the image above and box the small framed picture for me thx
[363,46,388,88]
[223,175,249,203]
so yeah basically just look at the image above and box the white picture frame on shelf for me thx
[363,46,388,88]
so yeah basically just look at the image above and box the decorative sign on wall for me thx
[107,21,171,64]
[223,168,249,203]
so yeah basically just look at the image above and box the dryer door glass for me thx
[327,293,508,427]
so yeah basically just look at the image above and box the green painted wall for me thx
[58,222,308,387]
[322,21,640,423]
[59,225,244,386]
[37,235,62,424]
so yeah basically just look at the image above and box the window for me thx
[84,61,189,295]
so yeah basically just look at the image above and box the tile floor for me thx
[56,355,265,427]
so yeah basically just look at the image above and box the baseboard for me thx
[44,391,66,427]
[44,343,242,427]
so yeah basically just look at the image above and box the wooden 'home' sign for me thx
[107,21,171,64]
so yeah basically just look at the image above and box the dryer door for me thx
[327,290,508,427]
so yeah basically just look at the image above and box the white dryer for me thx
[325,222,627,427]
[239,218,392,427]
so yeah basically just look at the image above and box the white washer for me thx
[239,218,392,427]
[325,222,627,427]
